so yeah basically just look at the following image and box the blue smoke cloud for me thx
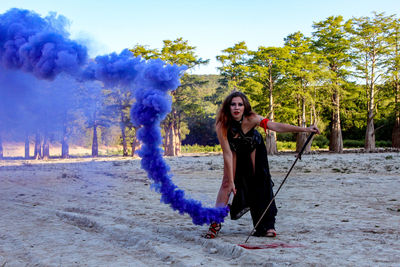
[0,8,229,225]
[82,49,143,88]
[0,8,87,80]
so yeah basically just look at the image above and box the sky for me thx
[0,0,399,74]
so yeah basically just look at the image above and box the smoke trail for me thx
[131,59,229,225]
[86,49,230,224]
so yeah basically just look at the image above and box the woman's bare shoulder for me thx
[246,113,262,125]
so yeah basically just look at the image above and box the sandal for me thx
[265,229,277,237]
[204,222,221,239]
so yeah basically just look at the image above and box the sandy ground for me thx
[0,148,399,266]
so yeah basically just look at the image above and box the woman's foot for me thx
[265,229,277,237]
[204,222,221,239]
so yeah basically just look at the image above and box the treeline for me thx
[133,12,400,155]
[1,11,399,159]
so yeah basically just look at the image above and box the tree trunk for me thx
[120,123,128,157]
[42,133,50,160]
[392,76,400,148]
[92,125,98,157]
[265,68,278,155]
[34,132,42,160]
[165,125,178,156]
[266,131,277,155]
[61,124,70,159]
[164,123,171,156]
[365,112,375,152]
[393,116,400,148]
[296,96,310,153]
[25,134,30,159]
[61,138,69,158]
[365,82,376,152]
[131,137,139,157]
[164,110,180,157]
[391,31,400,148]
[296,132,309,152]
[364,54,377,152]
[329,88,343,152]
[175,112,182,156]
[0,134,3,159]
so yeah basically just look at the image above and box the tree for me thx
[80,82,112,157]
[348,12,394,151]
[387,18,400,148]
[216,41,250,92]
[48,76,83,159]
[162,39,208,156]
[283,32,328,152]
[132,38,208,156]
[312,16,352,153]
[244,46,289,154]
[104,87,134,156]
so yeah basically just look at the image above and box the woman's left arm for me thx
[268,121,320,134]
[255,115,320,134]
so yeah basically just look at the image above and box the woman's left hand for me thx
[307,125,320,134]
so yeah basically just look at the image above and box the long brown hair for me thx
[216,91,253,136]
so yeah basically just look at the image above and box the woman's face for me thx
[230,96,244,121]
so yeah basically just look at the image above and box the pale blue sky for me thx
[1,0,399,74]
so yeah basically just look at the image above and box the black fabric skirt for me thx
[229,131,277,234]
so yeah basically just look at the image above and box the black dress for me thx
[228,120,277,236]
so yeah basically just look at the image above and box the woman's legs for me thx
[249,150,277,236]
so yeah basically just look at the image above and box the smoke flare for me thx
[131,60,229,225]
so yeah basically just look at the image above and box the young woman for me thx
[204,91,320,239]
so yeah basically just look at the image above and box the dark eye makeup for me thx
[231,103,244,106]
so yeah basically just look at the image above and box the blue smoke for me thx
[131,60,229,225]
[86,49,230,225]
[0,8,87,80]
[0,8,229,225]
[82,49,143,87]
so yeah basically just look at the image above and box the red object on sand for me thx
[238,242,305,249]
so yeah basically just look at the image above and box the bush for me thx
[376,140,392,147]
[277,141,296,150]
[313,135,329,149]
[277,133,295,142]
[343,139,364,148]
[181,144,221,153]
[180,139,392,153]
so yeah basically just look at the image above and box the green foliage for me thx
[181,144,222,153]
[277,133,296,141]
[276,139,328,150]
[216,41,250,91]
[130,44,160,59]
[313,135,329,148]
[276,141,296,150]
[343,139,364,148]
[376,140,392,147]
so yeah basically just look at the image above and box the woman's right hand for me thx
[228,180,237,195]
[307,125,320,134]
[221,179,236,195]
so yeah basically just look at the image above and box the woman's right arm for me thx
[216,123,236,195]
